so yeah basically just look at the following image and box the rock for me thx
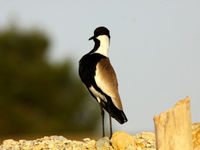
[0,124,200,150]
[110,131,136,150]
[96,137,113,150]
[135,132,156,149]
[84,139,96,150]
[192,122,200,150]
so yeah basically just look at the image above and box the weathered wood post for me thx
[154,96,193,150]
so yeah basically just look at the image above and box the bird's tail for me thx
[106,99,128,124]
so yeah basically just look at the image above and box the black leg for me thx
[100,105,105,137]
[109,114,112,139]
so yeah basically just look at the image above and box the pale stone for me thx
[83,138,91,142]
[3,139,18,145]
[86,140,96,150]
[154,96,193,150]
[110,131,136,150]
[1,123,200,150]
[192,122,200,150]
[135,132,156,150]
[96,137,113,150]
[141,132,155,140]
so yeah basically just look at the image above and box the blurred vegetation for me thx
[0,26,99,136]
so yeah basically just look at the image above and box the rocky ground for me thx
[0,123,199,150]
[0,132,155,150]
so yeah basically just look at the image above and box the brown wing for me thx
[95,57,123,110]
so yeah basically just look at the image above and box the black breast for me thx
[79,53,106,88]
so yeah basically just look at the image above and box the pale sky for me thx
[0,0,200,133]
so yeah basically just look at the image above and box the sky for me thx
[0,0,200,134]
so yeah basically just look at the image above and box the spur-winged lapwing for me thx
[79,26,127,138]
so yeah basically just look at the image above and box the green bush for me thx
[0,27,99,136]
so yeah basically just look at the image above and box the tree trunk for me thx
[154,96,193,150]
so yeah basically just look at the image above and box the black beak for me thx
[89,35,95,40]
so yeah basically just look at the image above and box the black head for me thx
[89,26,110,40]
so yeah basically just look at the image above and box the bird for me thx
[78,26,127,138]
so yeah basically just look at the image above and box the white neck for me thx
[94,35,110,57]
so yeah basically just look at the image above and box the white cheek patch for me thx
[94,35,110,57]
[89,86,107,103]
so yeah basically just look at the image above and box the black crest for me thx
[89,26,110,40]
[94,26,110,38]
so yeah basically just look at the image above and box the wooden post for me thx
[154,96,193,150]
